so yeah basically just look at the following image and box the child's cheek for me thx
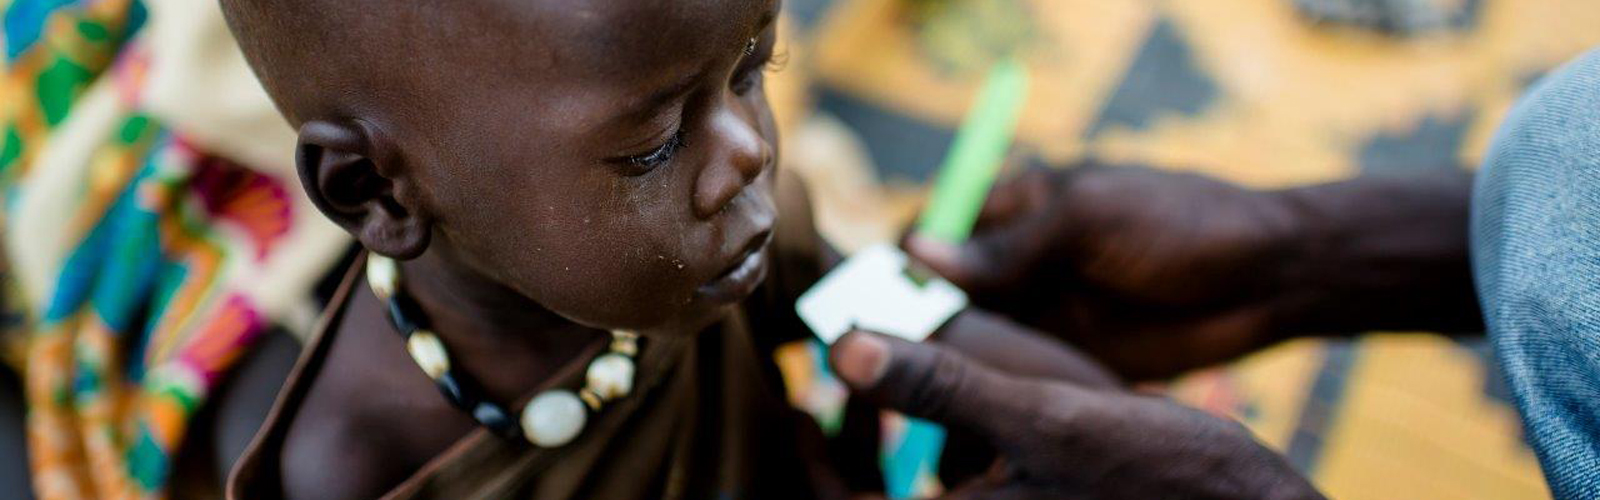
[505,222,720,332]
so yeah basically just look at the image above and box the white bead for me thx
[406,331,451,380]
[585,353,635,401]
[521,390,587,447]
[366,255,399,299]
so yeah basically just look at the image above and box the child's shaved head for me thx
[223,1,636,123]
[222,0,621,124]
[220,0,785,334]
[220,0,367,125]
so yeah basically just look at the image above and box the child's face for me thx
[383,0,783,333]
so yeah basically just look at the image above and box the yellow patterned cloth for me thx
[0,1,347,498]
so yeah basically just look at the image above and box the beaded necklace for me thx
[366,255,640,448]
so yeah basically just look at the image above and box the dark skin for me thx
[852,164,1477,497]
[833,331,1325,500]
[906,163,1481,380]
[266,0,795,495]
[221,0,1119,498]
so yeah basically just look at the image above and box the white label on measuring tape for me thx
[797,244,968,344]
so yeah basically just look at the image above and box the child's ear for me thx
[296,119,431,259]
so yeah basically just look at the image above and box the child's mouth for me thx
[696,229,774,303]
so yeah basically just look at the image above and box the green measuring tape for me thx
[915,57,1032,243]
[887,57,1030,500]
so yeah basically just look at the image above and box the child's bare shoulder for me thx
[278,293,474,500]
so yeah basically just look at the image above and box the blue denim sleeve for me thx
[1473,47,1600,499]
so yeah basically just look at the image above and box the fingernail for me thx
[906,234,958,266]
[834,332,891,387]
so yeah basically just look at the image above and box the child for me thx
[218,0,1116,498]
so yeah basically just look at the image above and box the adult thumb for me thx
[904,234,995,291]
[830,331,1036,440]
[905,229,1043,296]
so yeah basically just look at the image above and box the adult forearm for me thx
[1270,168,1481,337]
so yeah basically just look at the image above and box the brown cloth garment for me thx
[227,174,859,499]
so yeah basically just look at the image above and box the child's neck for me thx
[394,249,606,405]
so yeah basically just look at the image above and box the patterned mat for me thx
[772,0,1600,498]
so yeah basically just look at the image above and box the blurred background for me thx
[4,0,1600,499]
[765,1,1600,499]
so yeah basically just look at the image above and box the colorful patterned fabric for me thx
[1,1,348,498]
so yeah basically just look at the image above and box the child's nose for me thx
[692,108,771,219]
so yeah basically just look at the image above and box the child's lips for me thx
[696,229,773,303]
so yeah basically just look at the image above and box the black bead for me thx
[379,285,536,443]
[473,402,519,437]
[386,301,414,336]
[434,372,467,408]
[386,294,428,335]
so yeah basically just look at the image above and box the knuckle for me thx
[1025,387,1085,441]
[969,236,1010,271]
[970,235,1030,284]
[900,348,975,423]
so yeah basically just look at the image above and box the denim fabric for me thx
[1473,47,1600,499]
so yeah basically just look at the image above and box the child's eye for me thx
[623,130,686,172]
[731,63,766,95]
[731,45,782,96]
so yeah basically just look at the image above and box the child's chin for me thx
[638,300,750,338]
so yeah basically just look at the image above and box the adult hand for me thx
[831,331,1323,500]
[906,163,1478,380]
[907,163,1300,379]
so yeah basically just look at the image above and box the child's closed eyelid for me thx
[617,129,687,174]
